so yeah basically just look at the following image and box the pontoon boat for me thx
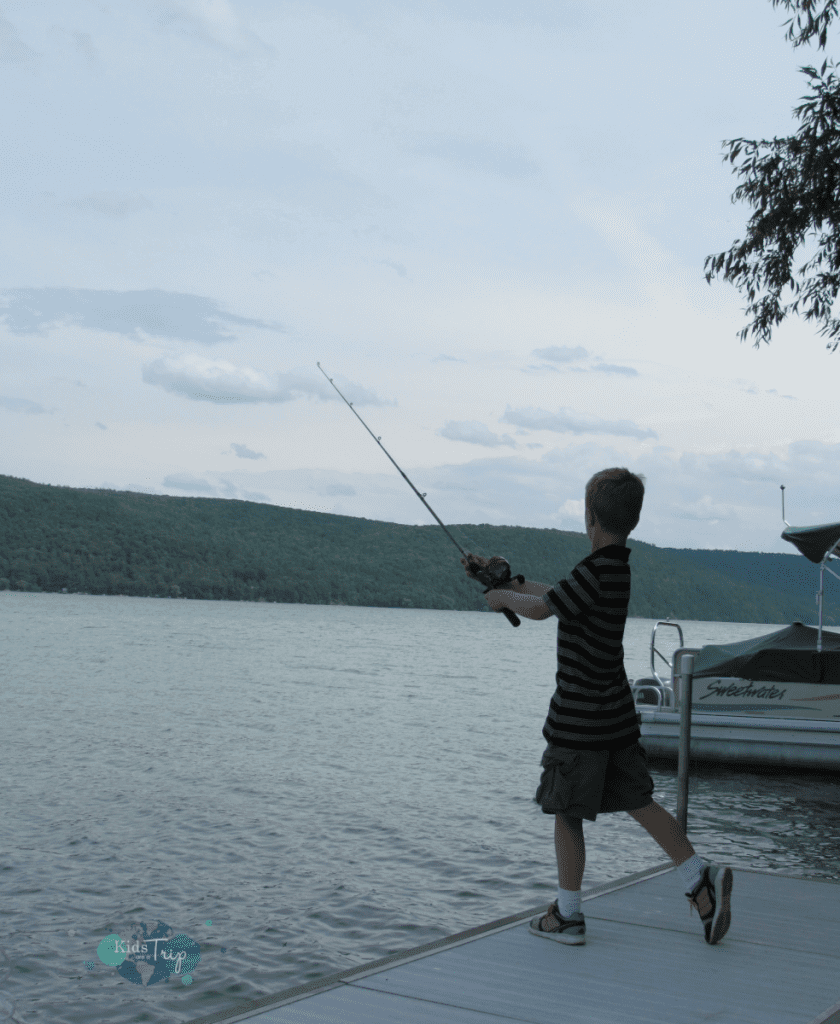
[631,516,840,771]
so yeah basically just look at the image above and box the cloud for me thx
[0,15,37,65]
[0,288,283,344]
[95,422,107,430]
[668,495,737,523]
[683,448,785,484]
[231,443,265,460]
[432,354,466,363]
[558,498,586,522]
[413,442,791,547]
[143,354,389,405]
[161,472,268,502]
[591,363,638,376]
[381,258,407,277]
[72,30,98,64]
[156,0,274,57]
[162,473,217,495]
[424,137,539,179]
[438,420,517,448]
[502,405,657,440]
[67,192,152,218]
[222,468,364,508]
[162,437,840,553]
[531,345,588,363]
[522,363,561,374]
[528,348,637,375]
[0,395,50,414]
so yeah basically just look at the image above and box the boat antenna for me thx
[780,484,790,527]
[315,362,523,626]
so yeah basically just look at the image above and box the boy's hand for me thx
[484,589,509,611]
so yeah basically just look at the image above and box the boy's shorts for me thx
[534,741,654,821]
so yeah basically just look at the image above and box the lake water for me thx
[1,592,839,1024]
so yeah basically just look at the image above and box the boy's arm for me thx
[461,555,553,619]
[542,563,599,623]
[507,579,551,598]
[485,587,553,620]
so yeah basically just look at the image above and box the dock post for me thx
[676,653,694,834]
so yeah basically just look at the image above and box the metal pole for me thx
[818,562,825,654]
[676,653,695,835]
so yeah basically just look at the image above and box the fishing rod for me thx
[316,362,523,626]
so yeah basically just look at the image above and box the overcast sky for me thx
[2,0,838,554]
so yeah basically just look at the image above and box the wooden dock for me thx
[186,864,840,1024]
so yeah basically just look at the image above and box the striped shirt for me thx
[541,545,641,751]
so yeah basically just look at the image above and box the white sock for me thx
[556,886,581,918]
[677,854,706,893]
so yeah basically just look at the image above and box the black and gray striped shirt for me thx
[541,544,640,751]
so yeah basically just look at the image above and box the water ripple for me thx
[1,593,838,1023]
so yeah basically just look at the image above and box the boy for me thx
[463,468,732,946]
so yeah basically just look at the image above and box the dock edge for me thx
[182,861,676,1024]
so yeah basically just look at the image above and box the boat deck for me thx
[185,864,840,1024]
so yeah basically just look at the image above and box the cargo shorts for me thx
[534,741,654,821]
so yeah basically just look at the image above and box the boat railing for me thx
[650,620,684,688]
[630,621,689,710]
[630,683,666,709]
[631,647,700,710]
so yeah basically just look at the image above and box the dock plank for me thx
[588,868,840,956]
[235,986,530,1024]
[187,867,840,1024]
[352,915,838,1024]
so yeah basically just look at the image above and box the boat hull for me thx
[688,675,840,721]
[638,709,840,771]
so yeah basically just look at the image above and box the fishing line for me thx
[316,362,470,557]
[316,362,523,626]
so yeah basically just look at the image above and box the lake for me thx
[1,592,838,1023]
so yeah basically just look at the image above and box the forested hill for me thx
[0,474,835,624]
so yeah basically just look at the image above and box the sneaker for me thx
[529,901,586,945]
[686,864,733,945]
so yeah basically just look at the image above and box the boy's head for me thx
[585,468,645,539]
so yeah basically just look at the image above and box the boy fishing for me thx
[463,467,732,946]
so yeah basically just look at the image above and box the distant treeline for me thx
[0,474,836,624]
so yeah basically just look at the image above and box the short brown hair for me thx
[585,468,645,536]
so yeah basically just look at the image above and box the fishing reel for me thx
[466,555,525,628]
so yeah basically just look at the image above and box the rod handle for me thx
[500,608,521,627]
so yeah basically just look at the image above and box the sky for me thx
[2,0,839,554]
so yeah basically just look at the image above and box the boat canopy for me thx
[782,522,840,563]
[692,622,840,684]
